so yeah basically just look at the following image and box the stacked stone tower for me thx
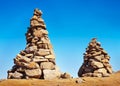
[7,9,61,79]
[78,38,113,77]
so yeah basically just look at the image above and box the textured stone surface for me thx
[94,68,107,75]
[8,71,23,79]
[36,49,50,56]
[78,38,113,77]
[40,62,55,70]
[45,54,55,59]
[18,56,31,63]
[43,69,61,80]
[7,8,63,79]
[25,62,39,69]
[33,58,48,62]
[91,61,104,68]
[25,69,41,78]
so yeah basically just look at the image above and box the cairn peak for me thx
[34,8,42,16]
[30,8,46,28]
[78,38,113,77]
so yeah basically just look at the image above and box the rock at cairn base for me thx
[7,8,62,79]
[78,38,113,77]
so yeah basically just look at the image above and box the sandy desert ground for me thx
[0,71,120,86]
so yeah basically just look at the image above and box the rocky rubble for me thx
[78,38,113,77]
[7,8,63,79]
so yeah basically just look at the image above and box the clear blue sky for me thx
[0,0,120,79]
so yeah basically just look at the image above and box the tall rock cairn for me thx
[78,38,113,77]
[7,9,61,79]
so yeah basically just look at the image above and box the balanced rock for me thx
[43,69,61,80]
[78,38,113,77]
[40,62,55,70]
[7,8,62,79]
[25,69,41,78]
[7,71,23,79]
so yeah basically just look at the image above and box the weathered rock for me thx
[84,67,93,72]
[25,69,41,78]
[92,51,101,56]
[34,56,44,59]
[37,43,48,49]
[78,38,113,77]
[30,11,46,28]
[36,49,50,56]
[45,54,55,59]
[16,67,26,73]
[8,71,23,79]
[33,58,48,63]
[40,62,55,70]
[103,63,111,68]
[14,61,39,69]
[31,37,39,43]
[7,8,63,79]
[33,29,43,37]
[25,46,37,53]
[14,59,24,67]
[102,59,109,63]
[94,68,107,75]
[41,37,50,44]
[15,55,31,64]
[43,69,61,80]
[91,61,104,68]
[19,56,31,63]
[93,55,103,62]
[40,29,48,35]
[25,62,39,69]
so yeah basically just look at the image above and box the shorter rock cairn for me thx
[7,9,62,80]
[78,38,113,77]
